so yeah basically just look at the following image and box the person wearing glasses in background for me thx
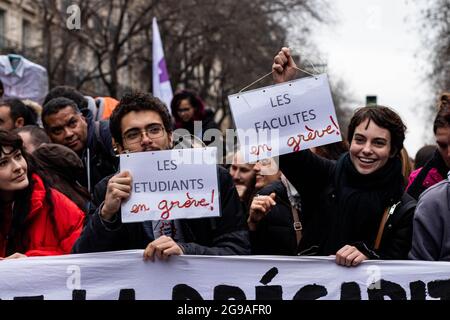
[72,92,250,260]
[41,97,117,194]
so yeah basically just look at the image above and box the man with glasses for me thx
[42,97,117,193]
[72,92,250,260]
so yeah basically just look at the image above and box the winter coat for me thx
[250,180,299,255]
[72,166,250,255]
[79,108,118,193]
[280,150,416,259]
[0,174,85,257]
[409,174,450,261]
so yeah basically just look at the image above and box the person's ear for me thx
[14,117,24,128]
[168,132,173,148]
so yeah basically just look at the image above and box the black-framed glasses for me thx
[122,124,165,145]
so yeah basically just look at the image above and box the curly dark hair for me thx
[43,86,88,111]
[347,106,406,157]
[170,89,206,126]
[0,98,37,126]
[433,105,450,134]
[109,92,173,146]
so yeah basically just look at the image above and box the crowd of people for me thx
[0,47,449,269]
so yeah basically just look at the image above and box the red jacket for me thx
[0,174,85,257]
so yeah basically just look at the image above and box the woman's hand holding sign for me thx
[101,171,132,221]
[247,193,277,231]
[335,245,368,267]
[272,47,298,84]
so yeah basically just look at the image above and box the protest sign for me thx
[228,74,342,162]
[120,147,219,222]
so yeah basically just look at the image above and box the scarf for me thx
[328,153,404,252]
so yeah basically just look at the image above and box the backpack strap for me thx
[291,206,303,246]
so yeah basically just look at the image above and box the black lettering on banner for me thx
[410,280,426,300]
[72,289,86,300]
[256,267,282,300]
[367,279,406,300]
[293,284,328,300]
[118,289,136,300]
[172,284,203,300]
[214,285,246,300]
[340,282,361,300]
[427,279,450,300]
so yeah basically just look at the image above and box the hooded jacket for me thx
[79,108,118,193]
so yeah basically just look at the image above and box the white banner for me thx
[1,251,450,300]
[120,147,220,222]
[228,74,342,162]
[152,17,173,109]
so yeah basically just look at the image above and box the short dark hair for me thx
[414,145,437,169]
[347,105,406,157]
[42,97,80,128]
[433,106,450,134]
[12,125,51,148]
[110,92,173,146]
[43,86,88,111]
[0,98,37,126]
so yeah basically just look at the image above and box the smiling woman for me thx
[279,105,416,266]
[0,130,85,259]
[273,48,417,266]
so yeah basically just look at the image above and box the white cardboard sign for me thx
[120,147,220,222]
[228,74,342,162]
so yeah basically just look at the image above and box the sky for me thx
[307,0,433,157]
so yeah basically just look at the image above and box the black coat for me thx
[280,150,416,259]
[250,180,299,255]
[79,110,118,193]
[72,166,250,255]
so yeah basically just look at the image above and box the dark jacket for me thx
[79,110,118,193]
[72,166,250,255]
[409,176,450,261]
[250,180,299,255]
[280,150,416,259]
[176,109,220,146]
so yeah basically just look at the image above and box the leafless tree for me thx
[416,0,450,110]
[32,0,355,130]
